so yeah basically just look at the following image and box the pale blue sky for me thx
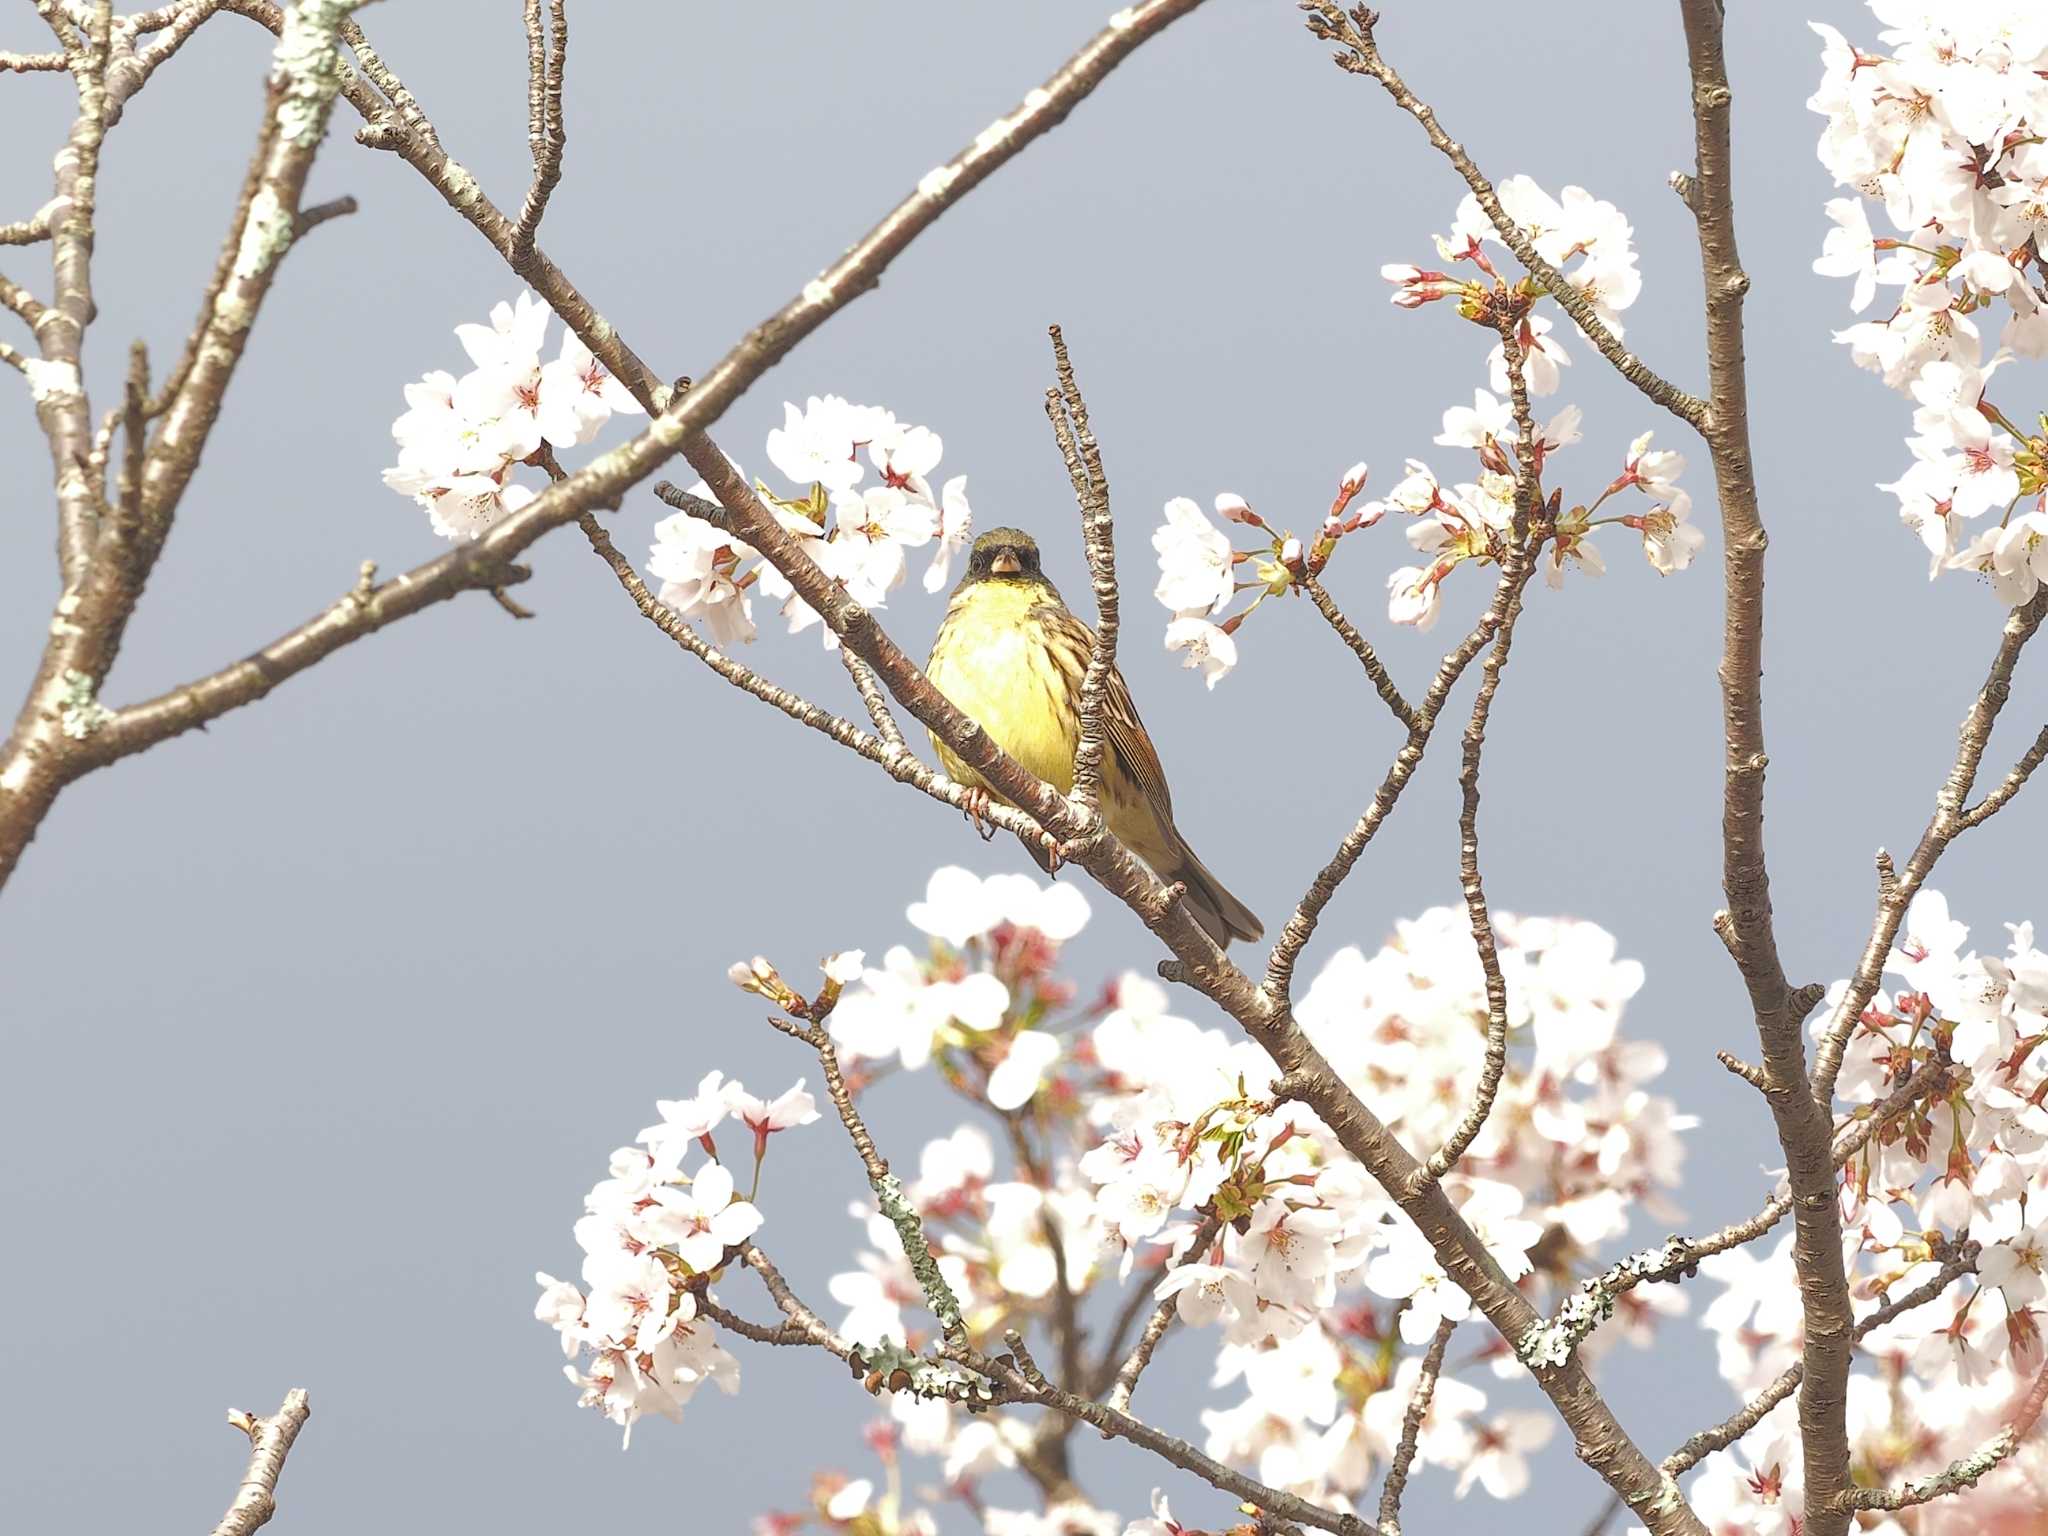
[2,3,2040,1533]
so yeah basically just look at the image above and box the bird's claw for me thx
[1038,831,1065,873]
[961,788,997,842]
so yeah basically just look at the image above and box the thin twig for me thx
[509,0,566,264]
[1956,722,2048,829]
[1810,589,2048,1106]
[840,648,908,755]
[766,1013,971,1347]
[1662,1240,1980,1477]
[1423,566,1531,1178]
[1102,1212,1224,1411]
[1264,562,1525,1003]
[590,504,1038,841]
[1378,1318,1456,1534]
[1301,574,1413,729]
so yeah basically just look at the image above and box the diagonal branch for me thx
[1810,589,2048,1105]
[1301,574,1412,729]
[1100,1211,1224,1411]
[1298,2,1705,427]
[1263,564,1523,1003]
[1663,1239,1980,1478]
[1377,1318,1456,1535]
[209,1390,311,1536]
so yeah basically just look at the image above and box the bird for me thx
[925,526,1263,948]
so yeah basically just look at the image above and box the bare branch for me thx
[1102,1212,1224,1411]
[70,552,532,764]
[209,1390,311,1536]
[1810,588,2048,1105]
[766,1012,972,1348]
[840,649,909,755]
[509,0,566,265]
[1045,324,1118,818]
[1424,564,1533,1179]
[588,503,1037,840]
[1,48,70,72]
[961,1343,1369,1536]
[1264,563,1525,1002]
[1957,721,2048,830]
[0,206,59,245]
[1715,1050,1766,1091]
[1663,1240,1981,1477]
[1378,1318,1456,1535]
[292,191,357,236]
[0,269,49,328]
[1301,574,1413,729]
[1838,1427,2022,1514]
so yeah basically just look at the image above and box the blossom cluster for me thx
[1808,4,2048,602]
[646,396,974,649]
[534,1072,819,1444]
[384,291,643,540]
[1150,177,1701,680]
[546,865,1710,1533]
[1674,890,2048,1533]
[1084,905,1689,1513]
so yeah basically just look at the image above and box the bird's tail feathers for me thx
[1168,833,1263,948]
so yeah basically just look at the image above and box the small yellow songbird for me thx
[926,527,1263,948]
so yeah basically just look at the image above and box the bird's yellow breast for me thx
[926,582,1079,796]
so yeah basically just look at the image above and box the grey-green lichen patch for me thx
[847,1341,996,1408]
[232,187,295,282]
[872,1171,967,1343]
[272,0,357,148]
[59,669,112,740]
[438,160,481,210]
[1519,1237,1694,1370]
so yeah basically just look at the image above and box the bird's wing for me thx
[1040,602,1175,823]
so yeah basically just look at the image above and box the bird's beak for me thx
[991,551,1022,575]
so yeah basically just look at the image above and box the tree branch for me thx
[509,0,565,265]
[1378,1318,1456,1535]
[1300,574,1413,729]
[1423,566,1530,1179]
[1263,563,1524,1003]
[1298,2,1705,427]
[1662,1239,1980,1478]
[209,1389,311,1536]
[1044,324,1118,819]
[1101,1212,1224,1412]
[1809,589,2048,1105]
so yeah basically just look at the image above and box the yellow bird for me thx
[925,527,1263,948]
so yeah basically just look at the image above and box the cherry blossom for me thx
[384,291,635,542]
